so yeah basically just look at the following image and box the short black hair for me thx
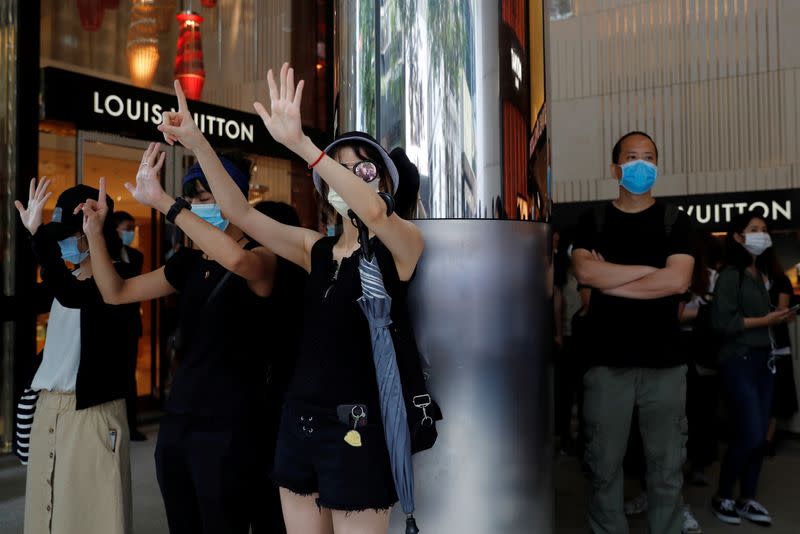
[111,211,135,225]
[611,131,658,164]
[182,178,207,199]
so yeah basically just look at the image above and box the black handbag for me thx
[391,314,443,454]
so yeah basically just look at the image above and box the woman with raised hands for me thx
[157,65,424,534]
[81,144,301,534]
[15,178,137,534]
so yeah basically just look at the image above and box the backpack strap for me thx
[595,202,679,237]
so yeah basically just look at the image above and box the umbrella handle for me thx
[378,192,395,217]
[405,514,420,534]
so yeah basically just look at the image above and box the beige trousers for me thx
[24,392,132,534]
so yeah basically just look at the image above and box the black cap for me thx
[44,184,114,240]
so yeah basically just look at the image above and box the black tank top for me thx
[285,236,411,412]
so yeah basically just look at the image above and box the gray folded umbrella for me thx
[357,254,419,534]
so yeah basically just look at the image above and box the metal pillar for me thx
[335,1,553,532]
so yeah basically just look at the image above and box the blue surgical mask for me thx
[619,160,658,195]
[58,236,89,265]
[120,230,135,246]
[191,203,229,232]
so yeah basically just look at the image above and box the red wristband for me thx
[308,150,325,169]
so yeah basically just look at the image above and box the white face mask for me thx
[743,232,772,256]
[327,189,351,218]
[326,180,380,219]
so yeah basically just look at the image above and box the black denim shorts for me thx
[272,402,398,512]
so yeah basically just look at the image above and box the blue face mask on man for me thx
[618,159,658,195]
[190,203,229,232]
[121,230,135,246]
[58,235,89,265]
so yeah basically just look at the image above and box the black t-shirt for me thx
[573,201,692,368]
[285,237,411,413]
[163,244,305,418]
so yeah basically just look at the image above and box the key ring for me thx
[351,405,365,419]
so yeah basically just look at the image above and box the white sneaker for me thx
[736,499,772,526]
[624,492,648,516]
[682,505,703,534]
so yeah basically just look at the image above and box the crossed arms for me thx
[572,249,693,300]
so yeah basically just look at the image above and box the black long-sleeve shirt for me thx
[30,228,138,410]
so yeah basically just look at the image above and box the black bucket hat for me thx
[44,184,114,241]
[312,131,399,195]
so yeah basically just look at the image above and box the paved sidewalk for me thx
[2,425,799,533]
[0,424,167,534]
[556,439,800,534]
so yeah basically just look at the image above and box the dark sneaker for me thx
[736,500,772,526]
[712,498,741,525]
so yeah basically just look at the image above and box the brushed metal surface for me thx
[388,219,553,533]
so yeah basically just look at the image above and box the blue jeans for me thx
[717,348,775,500]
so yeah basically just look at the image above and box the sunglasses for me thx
[340,160,380,183]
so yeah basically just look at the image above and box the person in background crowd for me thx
[553,228,585,456]
[81,144,292,534]
[251,200,308,534]
[680,233,721,487]
[572,131,694,534]
[111,211,147,441]
[113,211,144,273]
[710,212,795,526]
[15,180,137,534]
[762,243,799,457]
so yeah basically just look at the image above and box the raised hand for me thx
[14,177,52,235]
[253,62,306,152]
[124,142,170,210]
[80,177,109,237]
[157,80,205,151]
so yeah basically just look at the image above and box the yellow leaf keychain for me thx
[344,405,365,448]
[344,429,362,447]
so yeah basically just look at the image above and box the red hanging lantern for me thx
[77,0,105,31]
[102,0,120,8]
[201,0,217,7]
[174,12,205,100]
